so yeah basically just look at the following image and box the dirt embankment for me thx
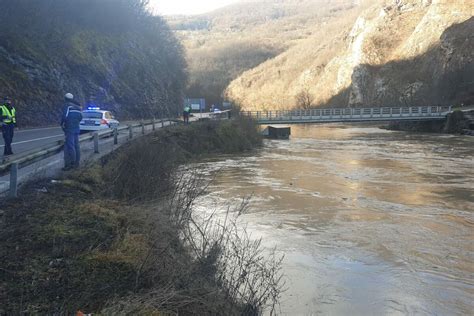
[0,119,280,315]
[387,109,474,134]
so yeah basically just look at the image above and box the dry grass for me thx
[0,120,280,315]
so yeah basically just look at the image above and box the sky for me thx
[149,0,240,15]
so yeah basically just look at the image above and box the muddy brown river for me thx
[194,124,474,315]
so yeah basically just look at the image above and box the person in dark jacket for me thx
[1,96,16,156]
[183,106,191,124]
[61,93,82,170]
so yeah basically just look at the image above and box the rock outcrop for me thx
[0,1,186,126]
[226,0,474,110]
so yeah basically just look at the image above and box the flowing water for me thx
[194,124,474,315]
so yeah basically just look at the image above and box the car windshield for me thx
[82,112,103,119]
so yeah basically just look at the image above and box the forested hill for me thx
[168,0,367,106]
[0,0,187,126]
[171,0,473,111]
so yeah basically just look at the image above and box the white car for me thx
[80,108,119,132]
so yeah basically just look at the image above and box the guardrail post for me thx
[9,162,18,198]
[152,119,156,131]
[141,122,145,135]
[161,118,164,128]
[129,125,133,139]
[93,132,99,153]
[113,128,118,145]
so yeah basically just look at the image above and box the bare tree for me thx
[295,87,314,109]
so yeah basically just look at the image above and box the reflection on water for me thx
[194,124,474,315]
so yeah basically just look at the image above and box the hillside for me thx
[225,0,474,110]
[0,0,186,126]
[168,0,373,105]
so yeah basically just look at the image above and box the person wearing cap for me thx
[60,93,82,170]
[1,96,16,156]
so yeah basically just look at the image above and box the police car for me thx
[80,107,119,132]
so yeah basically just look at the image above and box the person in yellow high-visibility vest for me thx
[183,106,191,124]
[1,96,16,156]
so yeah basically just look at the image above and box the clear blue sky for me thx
[149,0,239,15]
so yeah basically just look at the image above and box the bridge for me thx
[241,106,452,124]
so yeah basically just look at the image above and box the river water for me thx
[194,124,474,315]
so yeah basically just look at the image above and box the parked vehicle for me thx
[79,108,119,133]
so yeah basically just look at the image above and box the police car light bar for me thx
[87,107,101,110]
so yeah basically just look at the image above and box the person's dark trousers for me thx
[2,123,14,155]
[64,131,80,168]
[183,111,189,124]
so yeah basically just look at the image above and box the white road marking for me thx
[0,134,64,147]
[17,126,62,133]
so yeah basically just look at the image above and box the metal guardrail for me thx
[1,119,167,198]
[242,106,452,124]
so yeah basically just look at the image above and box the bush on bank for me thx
[0,119,281,315]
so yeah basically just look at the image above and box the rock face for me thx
[0,2,186,126]
[226,0,474,110]
[388,109,474,134]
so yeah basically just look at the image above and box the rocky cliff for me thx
[169,0,369,106]
[0,1,187,126]
[225,0,474,110]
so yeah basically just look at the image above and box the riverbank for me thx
[0,118,281,315]
[386,109,474,135]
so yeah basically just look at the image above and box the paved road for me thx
[0,126,65,157]
[0,113,221,158]
[0,121,150,158]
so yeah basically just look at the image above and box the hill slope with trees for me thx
[168,0,369,106]
[225,0,474,110]
[0,0,187,126]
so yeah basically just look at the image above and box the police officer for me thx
[60,93,82,170]
[1,96,16,156]
[183,105,191,124]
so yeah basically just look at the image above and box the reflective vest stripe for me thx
[65,107,81,118]
[1,106,16,124]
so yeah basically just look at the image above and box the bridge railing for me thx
[241,106,452,122]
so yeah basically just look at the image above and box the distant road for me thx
[0,126,64,157]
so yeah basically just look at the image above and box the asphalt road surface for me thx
[0,126,65,157]
[0,113,220,159]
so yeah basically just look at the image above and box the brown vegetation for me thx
[0,120,283,315]
[169,0,366,106]
[225,0,474,110]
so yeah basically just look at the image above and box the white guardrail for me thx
[0,119,171,198]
